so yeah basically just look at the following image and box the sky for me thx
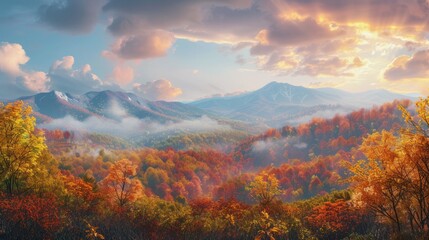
[0,0,428,101]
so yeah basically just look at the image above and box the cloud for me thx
[110,65,134,86]
[296,57,364,77]
[0,42,50,97]
[6,0,429,94]
[173,5,267,43]
[296,38,358,56]
[0,42,29,76]
[39,99,228,138]
[101,0,260,65]
[17,71,50,92]
[288,108,352,125]
[104,30,175,60]
[98,0,429,88]
[258,52,299,72]
[278,0,429,32]
[0,43,121,98]
[252,136,308,153]
[257,18,345,47]
[133,79,183,101]
[38,0,102,34]
[103,0,253,30]
[41,115,229,138]
[49,56,119,94]
[384,49,429,81]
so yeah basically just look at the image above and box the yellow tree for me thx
[347,131,406,233]
[100,159,143,208]
[247,171,283,207]
[397,98,429,232]
[0,101,48,194]
[347,97,429,234]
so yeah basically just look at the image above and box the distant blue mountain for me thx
[191,82,415,127]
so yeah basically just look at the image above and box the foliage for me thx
[0,99,422,239]
[306,200,364,240]
[247,171,283,207]
[0,194,61,239]
[100,159,143,208]
[149,130,250,150]
[254,210,287,240]
[0,101,50,194]
[347,97,429,237]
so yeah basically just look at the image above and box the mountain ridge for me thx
[5,82,415,128]
[191,82,415,127]
[10,90,207,124]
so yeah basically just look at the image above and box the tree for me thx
[0,194,60,239]
[100,159,143,208]
[255,210,287,240]
[247,171,283,207]
[0,101,48,194]
[347,131,405,233]
[306,200,363,240]
[347,97,429,236]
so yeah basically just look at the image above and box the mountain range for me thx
[191,82,415,127]
[7,82,415,128]
[13,90,207,123]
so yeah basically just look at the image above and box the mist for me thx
[252,136,307,153]
[39,100,230,138]
[40,115,230,138]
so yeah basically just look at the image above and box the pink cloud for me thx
[110,65,134,85]
[0,42,50,94]
[105,30,175,60]
[0,42,29,76]
[384,49,429,81]
[133,79,183,101]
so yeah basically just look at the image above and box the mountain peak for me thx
[257,81,304,94]
[262,81,293,88]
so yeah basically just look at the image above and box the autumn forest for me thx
[0,96,428,240]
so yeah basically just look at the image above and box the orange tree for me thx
[306,200,363,240]
[100,159,143,208]
[347,97,429,236]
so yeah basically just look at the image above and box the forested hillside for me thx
[0,98,427,239]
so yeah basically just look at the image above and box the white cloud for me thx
[49,55,119,94]
[0,42,50,97]
[0,42,29,76]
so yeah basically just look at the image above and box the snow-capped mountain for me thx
[12,90,207,123]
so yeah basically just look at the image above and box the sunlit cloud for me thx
[109,65,134,86]
[0,42,50,97]
[133,79,183,101]
[3,0,429,98]
[384,50,429,82]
